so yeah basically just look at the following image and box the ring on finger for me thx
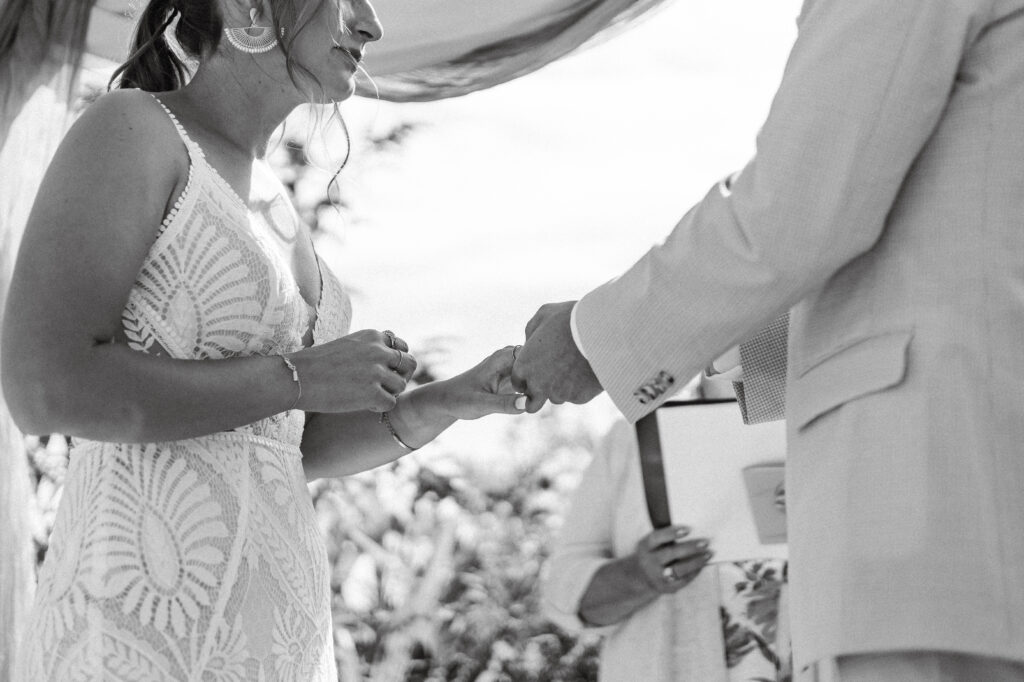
[383,329,397,349]
[662,564,683,583]
[392,348,405,373]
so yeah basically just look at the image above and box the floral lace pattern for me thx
[18,92,351,681]
[719,560,792,682]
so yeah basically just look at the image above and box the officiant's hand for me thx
[577,524,713,626]
[632,525,713,595]
[435,346,529,420]
[510,301,602,412]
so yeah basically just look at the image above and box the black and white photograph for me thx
[1,0,1022,679]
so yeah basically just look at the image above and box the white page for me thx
[655,401,788,562]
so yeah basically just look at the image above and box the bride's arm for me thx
[300,382,452,479]
[300,348,525,480]
[2,92,399,443]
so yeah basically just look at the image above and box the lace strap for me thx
[141,92,200,237]
[145,92,250,210]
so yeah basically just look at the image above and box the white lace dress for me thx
[17,93,352,681]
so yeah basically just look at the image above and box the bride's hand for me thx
[437,346,528,420]
[287,329,417,413]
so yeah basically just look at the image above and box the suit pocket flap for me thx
[791,330,913,430]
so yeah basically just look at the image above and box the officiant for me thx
[541,377,791,682]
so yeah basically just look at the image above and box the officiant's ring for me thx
[383,330,397,348]
[662,565,682,583]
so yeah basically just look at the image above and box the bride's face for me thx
[286,0,383,102]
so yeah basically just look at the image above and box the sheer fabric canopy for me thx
[83,0,672,101]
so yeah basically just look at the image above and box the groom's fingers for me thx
[525,309,547,340]
[510,362,528,393]
[525,392,547,413]
[510,350,550,411]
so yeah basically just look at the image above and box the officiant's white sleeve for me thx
[573,0,993,423]
[540,429,619,634]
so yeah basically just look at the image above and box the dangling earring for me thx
[224,7,279,54]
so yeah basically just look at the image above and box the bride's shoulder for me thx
[67,89,178,152]
[74,88,164,129]
[58,88,186,182]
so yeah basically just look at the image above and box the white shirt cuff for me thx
[569,302,589,361]
[706,345,743,382]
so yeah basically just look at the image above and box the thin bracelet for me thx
[278,354,302,411]
[379,410,417,451]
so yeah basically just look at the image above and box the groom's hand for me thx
[511,301,603,412]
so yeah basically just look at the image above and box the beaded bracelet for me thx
[278,355,302,411]
[380,410,417,451]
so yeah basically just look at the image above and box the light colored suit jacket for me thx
[575,0,1024,669]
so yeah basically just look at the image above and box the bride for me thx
[1,0,525,678]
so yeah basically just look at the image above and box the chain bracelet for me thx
[380,410,417,451]
[278,355,302,411]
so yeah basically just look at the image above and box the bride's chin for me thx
[311,70,356,101]
[329,80,356,103]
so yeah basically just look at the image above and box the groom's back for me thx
[784,0,1024,667]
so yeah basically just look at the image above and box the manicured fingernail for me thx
[675,527,690,538]
[515,395,527,411]
[696,539,709,550]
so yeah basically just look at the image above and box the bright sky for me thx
[310,0,802,449]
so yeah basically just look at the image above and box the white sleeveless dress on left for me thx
[16,91,352,681]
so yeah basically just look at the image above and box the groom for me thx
[512,0,1024,679]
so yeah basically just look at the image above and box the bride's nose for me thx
[349,0,383,42]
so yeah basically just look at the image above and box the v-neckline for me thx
[149,91,325,348]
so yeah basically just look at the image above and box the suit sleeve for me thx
[574,0,994,423]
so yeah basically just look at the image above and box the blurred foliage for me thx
[267,111,420,236]
[315,410,603,680]
[23,114,605,680]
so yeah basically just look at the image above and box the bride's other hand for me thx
[301,346,521,476]
[288,329,418,413]
[437,346,528,420]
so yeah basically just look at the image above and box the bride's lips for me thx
[332,46,362,67]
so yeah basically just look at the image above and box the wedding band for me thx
[662,565,682,583]
[393,349,405,372]
[383,329,397,348]
[512,345,523,361]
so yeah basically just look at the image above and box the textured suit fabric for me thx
[733,313,789,424]
[797,652,1024,682]
[574,0,1024,669]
